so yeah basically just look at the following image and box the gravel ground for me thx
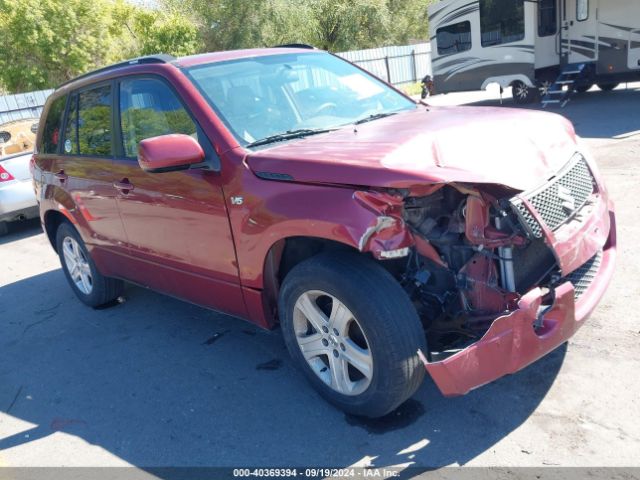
[0,85,639,471]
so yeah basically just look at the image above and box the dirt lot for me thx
[1,85,639,471]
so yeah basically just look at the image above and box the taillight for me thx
[29,154,36,177]
[0,164,15,182]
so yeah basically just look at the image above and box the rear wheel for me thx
[512,80,539,104]
[598,82,619,92]
[278,252,426,418]
[56,222,123,308]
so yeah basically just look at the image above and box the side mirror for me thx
[138,134,205,173]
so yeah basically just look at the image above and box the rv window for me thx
[577,0,589,21]
[436,21,472,55]
[480,0,525,47]
[538,0,557,37]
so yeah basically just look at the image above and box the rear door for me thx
[59,83,129,263]
[112,75,246,318]
[563,0,599,64]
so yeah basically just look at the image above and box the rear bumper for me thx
[423,209,617,397]
[0,179,38,222]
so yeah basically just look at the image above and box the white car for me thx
[0,152,39,235]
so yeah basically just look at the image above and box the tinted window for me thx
[437,22,472,55]
[77,85,113,156]
[538,0,557,37]
[577,0,589,21]
[41,95,67,154]
[119,78,197,158]
[62,95,78,154]
[480,0,525,47]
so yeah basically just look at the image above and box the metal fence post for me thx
[411,50,418,83]
[384,56,391,83]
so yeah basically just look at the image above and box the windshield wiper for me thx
[353,112,399,125]
[245,128,336,148]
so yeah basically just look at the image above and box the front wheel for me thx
[512,80,539,104]
[56,222,124,308]
[278,252,426,418]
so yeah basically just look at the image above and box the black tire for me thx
[597,82,619,92]
[512,80,539,104]
[575,84,594,94]
[55,222,123,308]
[0,221,8,237]
[278,252,426,418]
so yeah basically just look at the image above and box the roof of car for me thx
[174,47,321,68]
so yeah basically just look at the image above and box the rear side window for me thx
[437,22,472,55]
[41,95,67,154]
[78,85,113,156]
[119,78,197,158]
[480,0,525,47]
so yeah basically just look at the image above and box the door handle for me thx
[113,179,135,193]
[55,170,68,182]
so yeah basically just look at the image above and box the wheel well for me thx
[262,237,360,322]
[43,210,68,252]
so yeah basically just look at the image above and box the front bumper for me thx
[0,178,39,222]
[423,210,617,397]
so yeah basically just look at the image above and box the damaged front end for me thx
[358,154,616,396]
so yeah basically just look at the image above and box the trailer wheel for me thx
[597,83,619,92]
[512,81,538,104]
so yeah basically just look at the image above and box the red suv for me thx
[33,47,616,418]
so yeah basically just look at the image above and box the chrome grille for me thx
[512,156,596,238]
[564,250,603,301]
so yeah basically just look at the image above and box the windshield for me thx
[185,52,417,147]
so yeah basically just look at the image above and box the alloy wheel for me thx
[62,236,93,295]
[293,290,373,396]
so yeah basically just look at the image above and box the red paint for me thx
[138,134,205,172]
[464,195,526,248]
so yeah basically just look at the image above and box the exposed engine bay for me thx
[398,185,561,360]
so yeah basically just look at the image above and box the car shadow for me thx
[450,84,640,140]
[0,270,566,470]
[0,218,42,246]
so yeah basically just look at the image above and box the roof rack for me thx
[57,54,176,89]
[273,43,316,50]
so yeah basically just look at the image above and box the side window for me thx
[119,78,198,158]
[538,0,557,37]
[62,95,78,154]
[41,95,67,154]
[480,0,525,47]
[437,21,472,55]
[577,0,589,21]
[78,85,113,156]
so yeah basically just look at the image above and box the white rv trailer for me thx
[428,0,640,104]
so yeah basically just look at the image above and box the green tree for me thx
[0,0,202,93]
[0,0,117,92]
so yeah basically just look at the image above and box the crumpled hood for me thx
[245,105,580,193]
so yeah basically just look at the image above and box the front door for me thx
[562,0,599,64]
[112,76,247,319]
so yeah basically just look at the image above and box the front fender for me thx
[227,172,414,290]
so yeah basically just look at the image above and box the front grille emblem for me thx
[557,185,576,213]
